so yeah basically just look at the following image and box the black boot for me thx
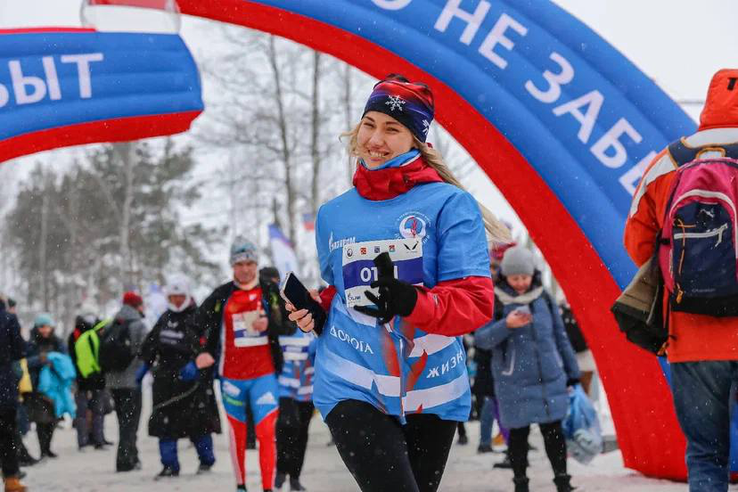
[513,477,529,492]
[554,473,575,492]
[289,477,307,491]
[494,451,513,469]
[37,423,54,458]
[154,466,179,480]
[275,473,286,489]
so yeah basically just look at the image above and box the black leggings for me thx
[277,398,314,479]
[508,421,567,480]
[325,399,457,492]
[36,422,55,456]
[0,406,19,477]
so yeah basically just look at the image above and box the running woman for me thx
[288,74,509,492]
[196,238,286,492]
[275,324,316,491]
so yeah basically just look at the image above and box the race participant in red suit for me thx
[196,238,285,492]
[288,74,509,492]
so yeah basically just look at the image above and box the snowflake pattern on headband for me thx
[385,95,406,112]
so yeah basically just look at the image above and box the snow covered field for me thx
[19,388,697,492]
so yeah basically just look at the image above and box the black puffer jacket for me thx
[140,303,221,439]
[0,305,25,409]
[197,280,289,374]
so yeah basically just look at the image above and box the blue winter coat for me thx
[37,352,76,418]
[475,284,579,429]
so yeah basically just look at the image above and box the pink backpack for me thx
[658,156,738,316]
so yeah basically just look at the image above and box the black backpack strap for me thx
[668,139,738,167]
[667,139,700,167]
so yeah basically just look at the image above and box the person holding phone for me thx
[474,246,580,492]
[195,238,286,492]
[287,74,509,492]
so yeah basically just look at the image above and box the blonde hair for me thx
[343,124,512,245]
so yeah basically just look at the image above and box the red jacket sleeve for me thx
[319,286,337,312]
[404,276,494,337]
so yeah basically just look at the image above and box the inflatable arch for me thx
[0,0,695,479]
[176,0,694,479]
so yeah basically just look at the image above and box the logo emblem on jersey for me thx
[222,381,241,397]
[404,241,420,252]
[347,247,354,258]
[374,246,381,254]
[389,244,396,252]
[256,391,277,405]
[329,231,356,253]
[360,247,367,255]
[397,212,431,241]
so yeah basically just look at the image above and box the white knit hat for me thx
[500,246,536,276]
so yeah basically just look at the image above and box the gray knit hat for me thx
[230,236,258,265]
[500,246,536,276]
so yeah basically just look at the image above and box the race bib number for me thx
[232,310,261,346]
[342,238,424,308]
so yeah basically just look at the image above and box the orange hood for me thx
[699,68,738,130]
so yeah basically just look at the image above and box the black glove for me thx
[567,378,580,388]
[354,252,418,325]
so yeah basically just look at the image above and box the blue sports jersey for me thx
[278,330,317,402]
[313,164,490,423]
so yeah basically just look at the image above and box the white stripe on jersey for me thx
[408,334,456,358]
[403,372,469,411]
[323,348,400,397]
[234,335,269,347]
[279,336,312,347]
[283,351,309,361]
[278,376,300,388]
[297,385,313,396]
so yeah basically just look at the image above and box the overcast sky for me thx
[1,0,735,104]
[0,0,736,234]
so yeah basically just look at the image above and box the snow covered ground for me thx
[19,387,697,492]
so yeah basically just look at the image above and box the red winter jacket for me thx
[624,69,738,362]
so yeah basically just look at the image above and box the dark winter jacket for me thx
[197,280,289,375]
[140,303,220,439]
[560,305,588,354]
[105,304,147,390]
[0,304,25,408]
[475,280,579,429]
[26,327,66,390]
[471,347,494,397]
[67,328,106,392]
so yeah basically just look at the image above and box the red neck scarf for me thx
[353,156,444,200]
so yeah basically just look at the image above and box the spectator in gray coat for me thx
[475,246,580,492]
[106,291,147,472]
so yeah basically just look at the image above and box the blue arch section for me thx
[0,28,202,162]
[255,0,695,288]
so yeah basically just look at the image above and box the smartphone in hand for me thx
[280,272,326,335]
[514,304,531,316]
